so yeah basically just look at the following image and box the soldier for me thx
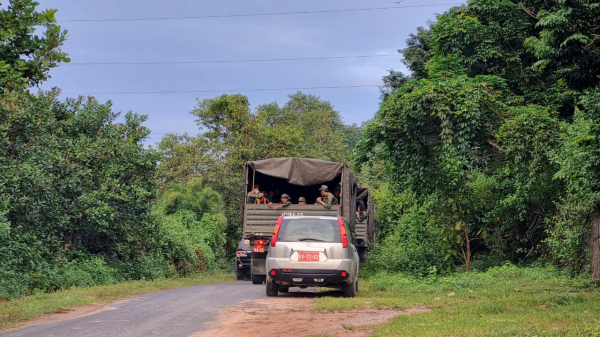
[269,194,291,210]
[298,197,307,205]
[247,184,264,204]
[334,184,341,199]
[356,199,366,222]
[316,185,338,209]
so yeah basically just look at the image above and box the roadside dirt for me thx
[194,292,429,337]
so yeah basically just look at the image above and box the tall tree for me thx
[0,0,69,94]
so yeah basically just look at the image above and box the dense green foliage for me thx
[154,179,228,273]
[0,1,231,300]
[0,0,69,94]
[0,90,165,298]
[360,0,600,275]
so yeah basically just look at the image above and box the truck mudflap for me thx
[251,252,267,275]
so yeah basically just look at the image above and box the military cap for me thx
[281,193,290,199]
[318,185,329,191]
[298,197,306,202]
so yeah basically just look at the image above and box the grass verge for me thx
[314,264,600,336]
[0,273,233,331]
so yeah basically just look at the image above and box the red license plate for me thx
[253,244,264,253]
[298,252,320,262]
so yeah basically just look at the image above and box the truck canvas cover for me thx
[248,157,344,186]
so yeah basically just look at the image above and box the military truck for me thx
[241,157,359,284]
[355,186,377,264]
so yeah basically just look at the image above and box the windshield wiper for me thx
[297,238,325,242]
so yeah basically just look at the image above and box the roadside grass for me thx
[0,273,233,331]
[314,264,600,336]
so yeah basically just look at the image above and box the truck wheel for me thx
[279,286,289,293]
[251,273,263,284]
[343,281,357,298]
[236,271,244,281]
[266,281,279,297]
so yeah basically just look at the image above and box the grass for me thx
[314,264,600,336]
[0,273,233,331]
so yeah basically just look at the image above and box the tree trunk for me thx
[593,213,600,283]
[464,223,472,272]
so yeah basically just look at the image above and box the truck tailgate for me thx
[244,205,340,237]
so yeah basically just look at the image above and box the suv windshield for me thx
[278,219,341,243]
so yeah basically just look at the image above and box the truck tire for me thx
[266,281,279,297]
[236,270,245,281]
[343,280,357,298]
[251,273,263,284]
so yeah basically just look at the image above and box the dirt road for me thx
[1,282,427,337]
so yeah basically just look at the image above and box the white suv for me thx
[265,216,359,297]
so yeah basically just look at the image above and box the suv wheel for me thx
[236,271,244,281]
[251,273,263,284]
[343,280,357,297]
[266,281,279,297]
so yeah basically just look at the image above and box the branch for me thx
[519,3,540,20]
[487,139,504,152]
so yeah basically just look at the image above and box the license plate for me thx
[253,244,264,253]
[298,252,319,262]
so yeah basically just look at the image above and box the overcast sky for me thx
[34,0,463,144]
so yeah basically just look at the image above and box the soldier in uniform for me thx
[269,194,291,210]
[247,184,264,204]
[298,197,307,205]
[316,185,338,209]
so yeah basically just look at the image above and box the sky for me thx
[33,0,464,145]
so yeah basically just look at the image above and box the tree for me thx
[401,23,434,80]
[359,0,600,274]
[154,179,227,273]
[0,0,69,94]
[0,90,164,297]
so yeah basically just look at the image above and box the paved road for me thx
[1,282,265,337]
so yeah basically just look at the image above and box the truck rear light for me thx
[337,217,348,248]
[341,271,347,277]
[236,251,247,257]
[270,216,284,247]
[270,269,276,276]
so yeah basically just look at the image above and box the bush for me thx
[367,186,454,276]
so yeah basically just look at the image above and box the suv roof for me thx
[282,215,340,220]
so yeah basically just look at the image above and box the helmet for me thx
[318,185,329,191]
[298,197,306,202]
[281,193,290,199]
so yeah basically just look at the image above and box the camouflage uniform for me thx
[322,192,338,209]
[318,185,338,209]
[278,193,291,208]
[247,191,264,204]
